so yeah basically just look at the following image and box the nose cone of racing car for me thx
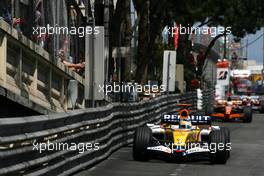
[173,131,189,145]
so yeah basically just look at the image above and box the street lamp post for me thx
[262,28,264,85]
[91,13,95,107]
[84,0,95,107]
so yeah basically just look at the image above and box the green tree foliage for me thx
[124,0,264,84]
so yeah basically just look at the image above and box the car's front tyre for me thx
[209,129,229,164]
[133,126,152,161]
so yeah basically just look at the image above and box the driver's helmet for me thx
[179,119,192,129]
[227,96,232,102]
[227,97,233,105]
[246,96,251,101]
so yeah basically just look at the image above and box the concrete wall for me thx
[0,19,85,114]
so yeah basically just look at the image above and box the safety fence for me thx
[0,92,203,176]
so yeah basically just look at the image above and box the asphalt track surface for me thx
[76,113,264,176]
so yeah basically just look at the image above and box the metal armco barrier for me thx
[0,92,198,176]
[203,89,214,115]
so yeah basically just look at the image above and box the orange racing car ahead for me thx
[210,97,252,123]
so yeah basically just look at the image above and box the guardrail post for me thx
[18,47,22,88]
[48,68,52,102]
[33,59,38,94]
[61,77,66,110]
[0,34,7,86]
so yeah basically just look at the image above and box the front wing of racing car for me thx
[146,144,210,157]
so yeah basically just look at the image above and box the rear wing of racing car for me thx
[161,114,212,125]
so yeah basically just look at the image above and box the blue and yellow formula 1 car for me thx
[133,104,231,164]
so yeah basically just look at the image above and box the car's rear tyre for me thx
[133,126,152,161]
[209,129,228,164]
[243,107,252,123]
[260,100,264,113]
